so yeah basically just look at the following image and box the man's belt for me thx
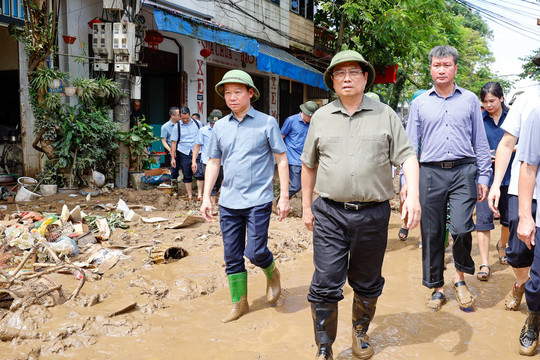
[421,157,476,169]
[323,198,378,211]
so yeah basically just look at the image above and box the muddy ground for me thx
[0,188,532,360]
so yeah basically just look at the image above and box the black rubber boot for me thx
[352,294,377,359]
[519,310,540,356]
[311,302,338,360]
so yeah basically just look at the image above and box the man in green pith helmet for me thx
[301,50,421,360]
[200,69,291,323]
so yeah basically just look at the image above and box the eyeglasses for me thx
[332,68,364,80]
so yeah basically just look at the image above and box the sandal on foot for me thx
[398,227,409,241]
[426,290,447,311]
[452,281,476,309]
[505,279,529,311]
[477,264,491,281]
[496,242,508,265]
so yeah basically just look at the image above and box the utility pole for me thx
[114,72,130,188]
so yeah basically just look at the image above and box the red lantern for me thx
[145,30,164,52]
[62,35,77,44]
[88,17,102,30]
[200,47,211,58]
[373,65,398,84]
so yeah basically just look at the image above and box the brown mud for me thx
[0,189,530,360]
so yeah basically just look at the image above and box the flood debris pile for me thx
[0,198,203,318]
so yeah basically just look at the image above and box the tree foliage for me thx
[315,0,510,109]
[519,48,540,82]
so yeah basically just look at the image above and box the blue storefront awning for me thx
[152,8,259,57]
[257,44,327,90]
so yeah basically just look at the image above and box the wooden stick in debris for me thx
[12,245,38,278]
[34,285,62,301]
[41,242,62,264]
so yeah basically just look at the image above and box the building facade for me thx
[1,0,328,179]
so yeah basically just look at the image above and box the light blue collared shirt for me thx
[170,119,201,155]
[160,119,175,146]
[281,112,310,166]
[404,84,492,185]
[208,107,287,209]
[195,124,213,164]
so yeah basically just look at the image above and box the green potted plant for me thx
[36,161,66,196]
[118,115,159,173]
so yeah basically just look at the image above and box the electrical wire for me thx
[454,0,540,40]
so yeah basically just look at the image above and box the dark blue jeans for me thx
[526,229,540,311]
[219,201,274,274]
[201,163,223,196]
[289,164,302,198]
[177,150,203,183]
[507,195,537,268]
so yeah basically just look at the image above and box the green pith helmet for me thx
[207,109,222,122]
[364,92,380,102]
[215,70,260,102]
[324,50,376,92]
[299,101,319,116]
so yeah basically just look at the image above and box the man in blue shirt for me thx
[402,45,492,312]
[281,101,319,199]
[192,109,223,206]
[161,107,180,179]
[200,70,290,323]
[170,107,202,201]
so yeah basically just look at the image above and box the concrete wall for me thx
[289,12,313,51]
[175,0,290,48]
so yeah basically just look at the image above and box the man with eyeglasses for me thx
[402,45,492,312]
[161,106,181,180]
[301,50,421,360]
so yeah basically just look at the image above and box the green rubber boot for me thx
[263,260,281,304]
[222,272,248,323]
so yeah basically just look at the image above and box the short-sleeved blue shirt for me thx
[483,107,513,187]
[516,104,540,226]
[195,124,213,164]
[208,106,287,209]
[170,119,201,155]
[160,120,175,146]
[281,112,310,166]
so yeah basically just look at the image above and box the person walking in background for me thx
[475,82,511,282]
[200,70,290,323]
[170,106,202,201]
[487,54,540,311]
[301,50,420,360]
[192,109,223,206]
[161,106,181,180]
[515,102,540,356]
[281,100,319,199]
[403,45,492,312]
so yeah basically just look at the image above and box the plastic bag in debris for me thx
[143,174,171,184]
[48,236,79,256]
[90,248,125,266]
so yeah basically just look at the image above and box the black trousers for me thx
[420,163,477,288]
[308,197,390,303]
